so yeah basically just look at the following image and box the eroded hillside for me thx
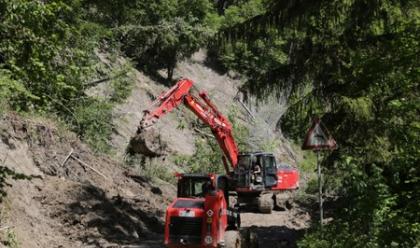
[0,113,174,247]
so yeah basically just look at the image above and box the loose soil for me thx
[0,113,174,248]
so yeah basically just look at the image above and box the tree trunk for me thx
[167,65,173,82]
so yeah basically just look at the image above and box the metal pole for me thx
[317,151,323,227]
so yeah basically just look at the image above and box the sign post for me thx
[316,150,322,225]
[302,117,336,226]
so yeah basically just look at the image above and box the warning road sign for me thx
[302,117,337,226]
[302,118,337,150]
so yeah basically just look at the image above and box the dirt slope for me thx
[0,113,174,247]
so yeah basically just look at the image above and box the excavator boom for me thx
[140,79,194,129]
[136,79,239,171]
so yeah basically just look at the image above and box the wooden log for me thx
[70,155,110,181]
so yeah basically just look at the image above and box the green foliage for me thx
[0,0,98,111]
[299,150,317,174]
[221,0,266,28]
[125,155,176,184]
[304,178,318,195]
[0,70,37,111]
[73,99,113,153]
[173,108,251,174]
[228,107,251,151]
[3,229,19,248]
[260,138,280,153]
[107,63,135,103]
[90,0,218,80]
[140,162,176,184]
[218,0,420,247]
[0,0,139,153]
[173,138,225,174]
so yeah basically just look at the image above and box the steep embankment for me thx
[0,114,174,247]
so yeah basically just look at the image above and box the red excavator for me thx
[130,78,299,247]
[131,78,299,212]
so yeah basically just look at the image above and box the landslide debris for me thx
[0,113,174,248]
[127,127,168,157]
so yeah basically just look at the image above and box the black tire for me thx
[224,230,241,248]
[236,210,241,228]
[227,207,241,230]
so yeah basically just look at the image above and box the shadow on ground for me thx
[241,226,305,248]
[65,184,164,246]
[141,67,176,87]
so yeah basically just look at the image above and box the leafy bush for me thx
[0,0,98,112]
[109,64,134,103]
[0,70,37,112]
[176,138,226,174]
[72,99,113,153]
[173,108,251,174]
[125,155,176,184]
[3,229,19,248]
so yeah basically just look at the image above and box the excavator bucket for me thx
[127,127,167,156]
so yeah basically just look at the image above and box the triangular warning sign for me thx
[302,118,337,150]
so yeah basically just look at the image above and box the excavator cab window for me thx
[261,155,276,170]
[261,155,277,187]
[238,155,251,169]
[236,155,252,187]
[177,177,212,198]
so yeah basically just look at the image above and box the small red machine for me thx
[164,173,240,248]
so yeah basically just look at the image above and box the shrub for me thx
[73,99,113,153]
[125,155,176,184]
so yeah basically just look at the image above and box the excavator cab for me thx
[165,174,240,248]
[177,174,215,198]
[234,152,278,191]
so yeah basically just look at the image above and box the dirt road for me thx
[240,207,311,248]
[135,207,311,248]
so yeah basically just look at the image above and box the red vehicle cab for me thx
[164,174,240,248]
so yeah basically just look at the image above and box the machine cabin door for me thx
[262,155,278,188]
[235,155,252,188]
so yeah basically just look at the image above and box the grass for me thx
[300,150,317,173]
[4,230,19,248]
[125,155,177,184]
[0,200,19,248]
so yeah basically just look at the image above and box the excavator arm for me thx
[139,79,194,129]
[134,79,239,172]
